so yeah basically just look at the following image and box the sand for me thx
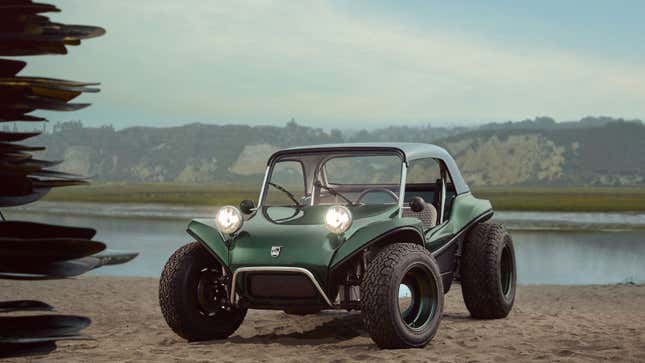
[2,277,644,362]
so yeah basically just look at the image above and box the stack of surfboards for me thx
[0,1,137,358]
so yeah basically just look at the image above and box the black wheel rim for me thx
[397,263,438,330]
[196,268,227,317]
[500,241,514,298]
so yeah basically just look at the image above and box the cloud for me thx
[30,0,645,127]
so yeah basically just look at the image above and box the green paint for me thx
[228,204,400,285]
[425,193,492,250]
[329,216,424,268]
[187,219,230,267]
[182,144,496,307]
[187,192,491,295]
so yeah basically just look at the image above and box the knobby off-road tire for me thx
[159,242,246,341]
[460,222,516,319]
[361,243,444,349]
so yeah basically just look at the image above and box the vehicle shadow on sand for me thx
[442,312,473,321]
[191,311,477,347]
[193,312,369,346]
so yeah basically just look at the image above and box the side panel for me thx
[187,219,230,269]
[329,217,424,269]
[426,192,492,252]
[425,192,492,292]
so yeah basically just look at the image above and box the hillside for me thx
[440,121,644,186]
[25,117,645,186]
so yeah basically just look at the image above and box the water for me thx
[495,211,645,230]
[3,210,190,278]
[511,229,644,284]
[4,203,645,285]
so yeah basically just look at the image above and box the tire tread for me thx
[159,242,245,341]
[361,243,443,348]
[460,222,515,319]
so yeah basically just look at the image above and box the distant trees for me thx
[34,116,645,185]
[52,120,84,134]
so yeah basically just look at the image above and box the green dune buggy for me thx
[159,143,516,348]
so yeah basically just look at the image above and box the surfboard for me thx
[0,300,53,313]
[0,221,96,240]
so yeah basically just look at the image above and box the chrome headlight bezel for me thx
[215,205,243,234]
[324,205,353,234]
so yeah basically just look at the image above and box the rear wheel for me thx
[460,222,516,319]
[361,243,443,349]
[159,242,246,341]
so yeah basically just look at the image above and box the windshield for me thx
[262,152,403,207]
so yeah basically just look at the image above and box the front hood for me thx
[229,204,399,281]
[257,204,398,229]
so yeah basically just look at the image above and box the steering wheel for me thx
[356,188,400,204]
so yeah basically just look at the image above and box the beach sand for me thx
[2,277,644,362]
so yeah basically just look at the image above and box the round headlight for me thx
[324,205,352,234]
[215,206,243,234]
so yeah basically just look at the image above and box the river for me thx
[5,202,645,285]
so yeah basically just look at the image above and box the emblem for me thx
[271,246,281,258]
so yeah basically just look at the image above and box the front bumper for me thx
[230,266,334,307]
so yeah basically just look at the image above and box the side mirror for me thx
[239,199,255,214]
[409,197,426,213]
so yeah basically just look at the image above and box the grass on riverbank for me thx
[474,186,645,212]
[44,183,258,207]
[42,183,645,212]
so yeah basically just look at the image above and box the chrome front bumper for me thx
[229,266,334,307]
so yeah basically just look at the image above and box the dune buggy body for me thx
[160,143,516,348]
[188,143,491,308]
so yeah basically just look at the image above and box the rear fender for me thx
[186,219,230,271]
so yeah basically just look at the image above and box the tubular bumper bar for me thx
[229,266,334,307]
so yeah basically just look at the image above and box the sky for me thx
[22,0,645,129]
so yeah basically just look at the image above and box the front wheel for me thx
[361,243,444,349]
[460,222,516,319]
[159,242,246,341]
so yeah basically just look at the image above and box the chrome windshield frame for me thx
[439,166,447,223]
[263,151,406,208]
[256,166,270,208]
[398,162,407,217]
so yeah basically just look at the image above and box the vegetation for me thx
[28,116,645,187]
[475,186,645,212]
[43,183,258,206]
[43,183,645,212]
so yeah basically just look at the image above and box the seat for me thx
[402,202,438,229]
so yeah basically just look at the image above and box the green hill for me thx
[29,117,644,186]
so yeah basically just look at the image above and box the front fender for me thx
[329,217,424,269]
[186,219,230,270]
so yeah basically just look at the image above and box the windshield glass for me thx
[262,152,403,207]
[263,160,306,206]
